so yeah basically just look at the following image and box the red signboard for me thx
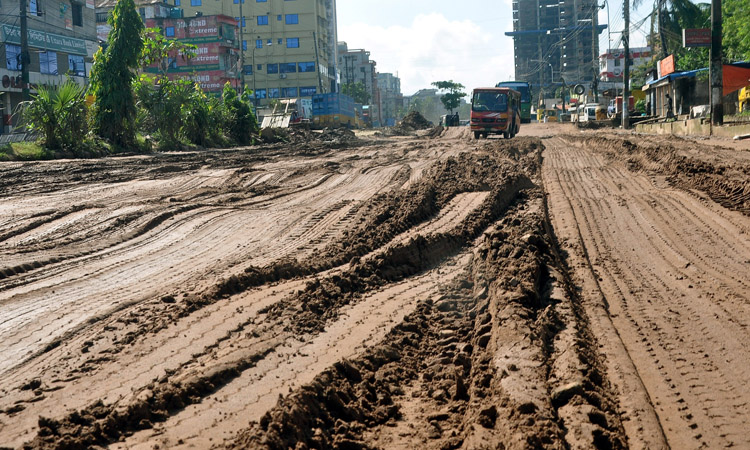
[683,28,711,48]
[659,54,675,78]
[171,70,238,93]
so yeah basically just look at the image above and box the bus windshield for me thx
[472,92,508,112]
[496,82,531,103]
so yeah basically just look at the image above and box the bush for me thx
[221,83,259,146]
[21,80,88,152]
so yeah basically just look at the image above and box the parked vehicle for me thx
[312,93,357,128]
[578,103,598,122]
[470,87,521,139]
[740,87,750,112]
[607,96,635,118]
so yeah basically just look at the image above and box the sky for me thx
[337,0,654,96]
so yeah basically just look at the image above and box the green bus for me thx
[495,81,532,123]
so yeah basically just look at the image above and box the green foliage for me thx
[341,82,370,104]
[89,0,144,148]
[431,80,466,114]
[183,86,226,147]
[0,142,52,160]
[21,80,88,151]
[221,83,259,146]
[635,99,646,114]
[140,27,197,75]
[723,0,750,61]
[135,74,196,149]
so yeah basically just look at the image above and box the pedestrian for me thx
[665,93,674,120]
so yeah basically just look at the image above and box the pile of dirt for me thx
[260,127,359,148]
[384,111,434,136]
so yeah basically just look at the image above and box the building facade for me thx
[1,0,98,132]
[173,0,337,106]
[143,14,241,93]
[506,0,603,95]
[337,42,378,123]
[376,72,402,127]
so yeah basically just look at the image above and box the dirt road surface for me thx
[0,123,748,450]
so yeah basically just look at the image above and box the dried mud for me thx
[3,125,749,450]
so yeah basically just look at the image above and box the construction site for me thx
[0,121,749,450]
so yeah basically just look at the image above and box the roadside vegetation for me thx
[11,0,259,161]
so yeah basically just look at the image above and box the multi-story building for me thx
[599,46,652,81]
[505,0,604,95]
[173,0,337,106]
[377,72,402,127]
[338,42,378,122]
[1,0,98,132]
[143,15,242,93]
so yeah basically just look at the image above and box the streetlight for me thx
[238,0,244,94]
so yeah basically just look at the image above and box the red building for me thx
[144,14,241,93]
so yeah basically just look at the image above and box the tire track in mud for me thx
[543,136,750,449]
[0,153,413,376]
[10,139,540,450]
[225,189,628,450]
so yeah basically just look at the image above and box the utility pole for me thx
[710,0,723,126]
[238,0,244,94]
[592,3,599,103]
[20,0,30,101]
[621,0,630,129]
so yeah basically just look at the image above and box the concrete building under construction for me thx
[505,0,605,96]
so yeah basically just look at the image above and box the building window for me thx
[72,3,83,26]
[233,0,244,3]
[267,63,278,74]
[40,51,58,75]
[281,87,298,97]
[174,0,180,5]
[257,64,262,70]
[300,86,316,96]
[257,16,268,25]
[286,38,299,48]
[243,64,253,74]
[277,14,282,21]
[614,58,620,67]
[255,89,266,99]
[165,26,175,37]
[277,38,282,44]
[256,39,262,49]
[68,55,85,76]
[285,14,298,24]
[298,61,314,72]
[280,62,296,73]
[242,40,247,51]
[235,17,245,27]
[190,0,201,5]
[30,0,41,16]
[268,87,280,98]
[6,44,21,71]
[256,0,267,2]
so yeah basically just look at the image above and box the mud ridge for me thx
[221,188,628,450]
[562,134,750,215]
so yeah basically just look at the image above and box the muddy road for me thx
[0,124,748,449]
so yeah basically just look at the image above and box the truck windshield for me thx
[472,92,508,112]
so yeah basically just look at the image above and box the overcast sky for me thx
[337,0,653,96]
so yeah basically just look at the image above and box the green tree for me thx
[140,27,197,75]
[723,0,750,61]
[431,81,466,114]
[342,82,370,104]
[89,0,143,148]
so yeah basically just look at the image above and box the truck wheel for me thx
[473,131,480,139]
[503,131,510,139]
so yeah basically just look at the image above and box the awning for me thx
[723,63,750,96]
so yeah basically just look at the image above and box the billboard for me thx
[659,54,675,78]
[682,28,711,48]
